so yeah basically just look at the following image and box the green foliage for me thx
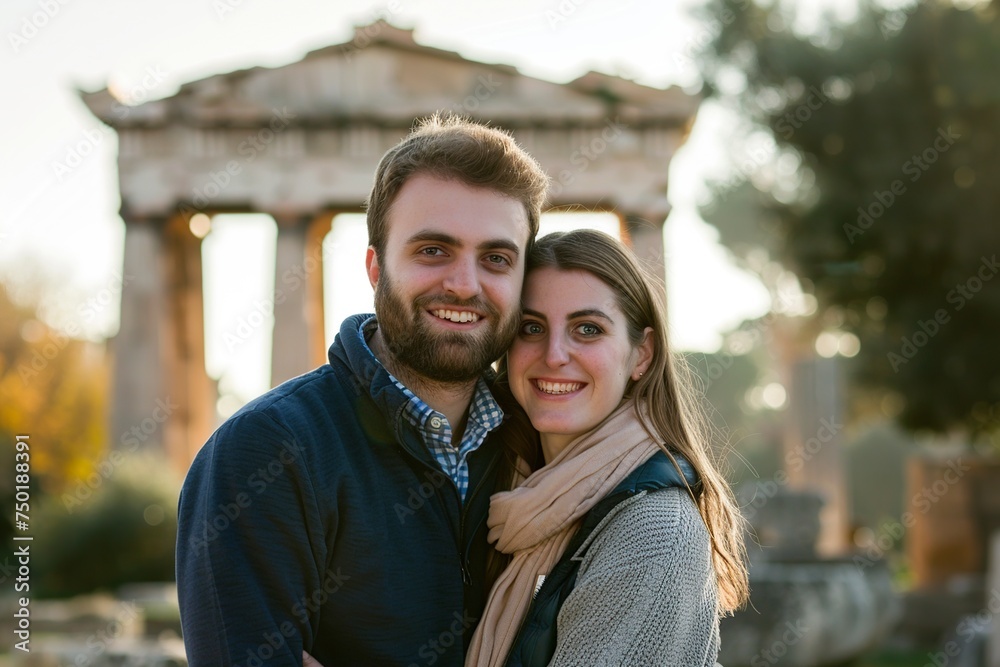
[697,0,1000,437]
[31,452,179,598]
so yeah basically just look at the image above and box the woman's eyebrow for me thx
[568,308,614,323]
[521,307,614,323]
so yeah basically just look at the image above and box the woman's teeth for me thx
[535,380,583,395]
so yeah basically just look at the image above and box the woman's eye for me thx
[519,322,543,336]
[576,323,602,336]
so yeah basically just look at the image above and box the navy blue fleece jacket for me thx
[176,314,506,667]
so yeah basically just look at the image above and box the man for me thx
[176,114,549,666]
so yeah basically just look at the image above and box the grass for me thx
[856,648,930,667]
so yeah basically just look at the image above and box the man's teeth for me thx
[535,380,583,395]
[432,309,480,323]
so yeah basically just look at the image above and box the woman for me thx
[466,229,749,666]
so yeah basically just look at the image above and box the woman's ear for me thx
[631,327,655,381]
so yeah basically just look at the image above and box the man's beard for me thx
[373,269,519,383]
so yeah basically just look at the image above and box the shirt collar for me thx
[357,316,505,436]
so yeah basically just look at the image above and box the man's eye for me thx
[420,247,444,256]
[485,254,510,267]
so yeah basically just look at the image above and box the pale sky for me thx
[0,0,772,406]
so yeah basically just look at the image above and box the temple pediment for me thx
[81,21,697,129]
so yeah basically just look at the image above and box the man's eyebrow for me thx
[478,238,520,257]
[405,231,460,246]
[405,231,521,257]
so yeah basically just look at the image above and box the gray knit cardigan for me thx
[546,487,721,666]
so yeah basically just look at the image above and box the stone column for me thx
[270,212,326,386]
[110,213,169,454]
[162,211,214,471]
[307,214,333,369]
[622,211,668,287]
[783,356,851,556]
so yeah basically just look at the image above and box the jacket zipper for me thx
[460,450,501,576]
[392,410,499,585]
[394,407,503,586]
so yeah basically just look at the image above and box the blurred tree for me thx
[696,0,1000,438]
[33,451,179,597]
[0,281,107,497]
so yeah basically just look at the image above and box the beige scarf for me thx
[466,400,660,667]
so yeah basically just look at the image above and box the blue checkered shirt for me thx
[359,317,504,502]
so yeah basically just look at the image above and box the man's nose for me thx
[442,256,482,300]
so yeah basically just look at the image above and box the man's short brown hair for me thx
[365,114,549,256]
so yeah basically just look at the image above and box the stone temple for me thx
[81,20,700,472]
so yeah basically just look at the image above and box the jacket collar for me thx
[328,314,411,437]
[328,313,504,449]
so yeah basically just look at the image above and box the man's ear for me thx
[631,327,655,381]
[365,247,380,289]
